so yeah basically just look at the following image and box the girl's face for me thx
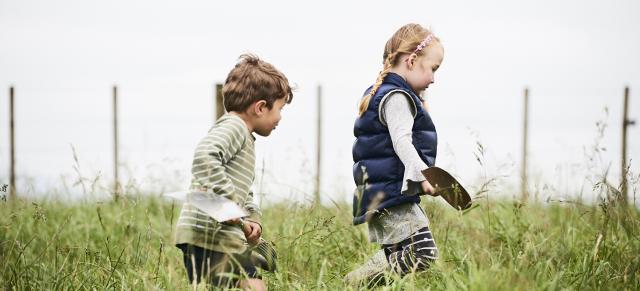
[404,43,444,94]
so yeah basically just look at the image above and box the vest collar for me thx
[382,72,417,96]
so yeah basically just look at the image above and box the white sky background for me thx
[0,0,639,205]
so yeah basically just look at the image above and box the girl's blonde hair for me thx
[358,23,439,116]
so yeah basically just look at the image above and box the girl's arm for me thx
[382,93,434,195]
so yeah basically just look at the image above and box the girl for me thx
[351,23,444,280]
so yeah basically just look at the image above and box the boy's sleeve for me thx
[243,190,262,225]
[191,121,246,199]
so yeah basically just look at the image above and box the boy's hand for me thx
[243,220,262,245]
[225,218,242,224]
[421,179,437,196]
[223,218,261,245]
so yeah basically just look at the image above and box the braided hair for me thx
[358,23,439,116]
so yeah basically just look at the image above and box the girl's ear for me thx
[405,53,418,70]
[254,100,268,116]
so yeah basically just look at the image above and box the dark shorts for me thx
[177,243,260,288]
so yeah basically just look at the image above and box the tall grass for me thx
[1,192,638,290]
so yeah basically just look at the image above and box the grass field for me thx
[1,187,639,290]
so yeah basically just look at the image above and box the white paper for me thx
[164,190,248,222]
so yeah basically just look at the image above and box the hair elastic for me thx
[413,34,435,54]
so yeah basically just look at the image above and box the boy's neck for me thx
[229,111,254,134]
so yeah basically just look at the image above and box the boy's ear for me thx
[253,100,268,116]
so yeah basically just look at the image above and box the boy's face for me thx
[254,97,287,136]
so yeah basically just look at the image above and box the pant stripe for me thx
[382,226,438,275]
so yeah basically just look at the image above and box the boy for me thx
[175,54,293,290]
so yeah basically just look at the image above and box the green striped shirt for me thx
[174,113,261,253]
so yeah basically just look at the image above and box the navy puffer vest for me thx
[352,72,437,225]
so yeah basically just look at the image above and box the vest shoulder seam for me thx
[378,89,418,126]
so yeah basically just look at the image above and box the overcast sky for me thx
[1,0,639,204]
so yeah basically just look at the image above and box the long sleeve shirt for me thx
[175,113,261,253]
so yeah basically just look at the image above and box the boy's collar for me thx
[225,113,255,140]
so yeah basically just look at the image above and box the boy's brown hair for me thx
[222,54,293,112]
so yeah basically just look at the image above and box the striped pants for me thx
[382,226,438,275]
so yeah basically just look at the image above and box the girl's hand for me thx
[421,179,437,196]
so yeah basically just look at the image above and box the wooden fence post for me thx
[521,87,529,201]
[113,85,120,201]
[9,86,16,201]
